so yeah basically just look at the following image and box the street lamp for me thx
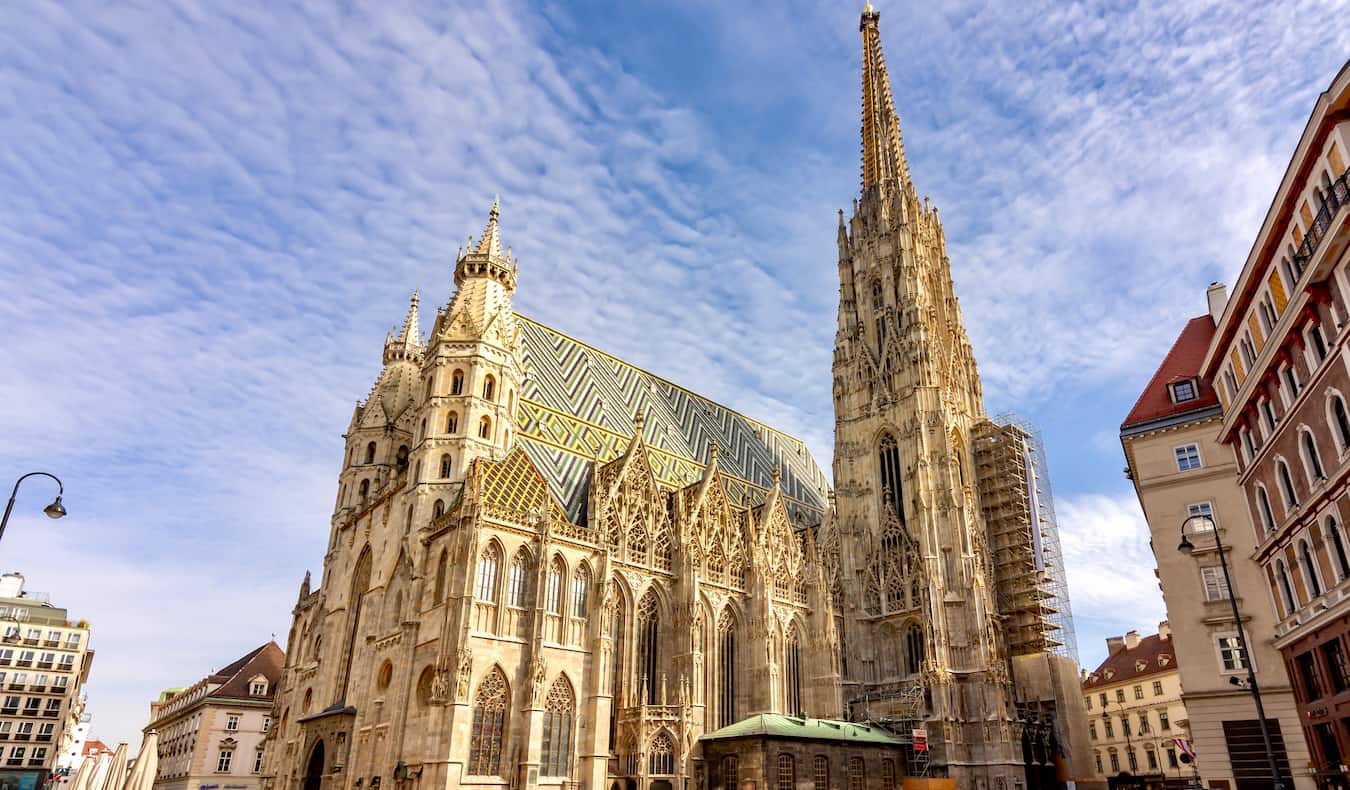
[1179,513,1284,790]
[0,472,66,546]
[1103,698,1134,775]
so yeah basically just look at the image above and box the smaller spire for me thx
[475,196,503,259]
[383,289,424,364]
[455,197,517,291]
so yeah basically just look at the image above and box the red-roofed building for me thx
[1081,624,1191,785]
[1122,288,1309,789]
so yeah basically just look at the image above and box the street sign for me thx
[913,729,928,752]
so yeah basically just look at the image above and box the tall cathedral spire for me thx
[858,5,911,191]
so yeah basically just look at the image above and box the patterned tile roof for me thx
[1081,632,1177,689]
[513,315,830,525]
[1121,315,1219,430]
[701,713,902,745]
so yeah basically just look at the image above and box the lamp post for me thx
[1103,698,1134,775]
[1179,513,1284,790]
[0,472,66,547]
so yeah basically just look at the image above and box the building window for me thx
[1328,516,1350,581]
[262,717,270,733]
[217,750,234,773]
[1167,747,1179,768]
[1160,711,1170,730]
[1302,539,1324,598]
[253,749,264,773]
[468,668,508,775]
[1171,380,1197,402]
[1321,639,1350,694]
[570,566,589,617]
[1146,747,1158,771]
[250,681,266,696]
[1282,364,1302,402]
[717,611,737,728]
[1187,501,1215,529]
[1241,427,1257,461]
[1297,650,1324,700]
[507,551,530,608]
[1109,752,1120,773]
[1201,566,1231,602]
[544,560,563,616]
[878,433,904,521]
[1278,459,1299,508]
[1333,396,1350,453]
[1088,722,1097,740]
[1099,692,1107,708]
[225,715,239,731]
[812,756,830,790]
[1115,688,1125,704]
[432,499,445,519]
[1121,716,1131,737]
[776,754,796,790]
[364,442,376,465]
[1277,559,1298,614]
[1152,680,1163,696]
[475,546,500,602]
[880,759,896,790]
[1256,485,1276,535]
[1219,636,1250,672]
[847,756,865,790]
[1094,753,1103,774]
[439,454,452,479]
[1138,712,1150,733]
[478,416,492,440]
[1308,324,1330,364]
[1127,748,1138,772]
[1174,444,1201,471]
[450,370,464,395]
[434,550,449,604]
[539,677,575,776]
[446,411,459,434]
[483,375,496,402]
[1133,684,1143,700]
[1262,397,1280,432]
[1303,430,1326,483]
[1104,719,1114,738]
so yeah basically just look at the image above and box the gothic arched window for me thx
[628,520,649,564]
[637,591,660,704]
[439,454,453,479]
[1276,558,1296,614]
[607,584,626,749]
[1328,516,1350,581]
[540,676,575,776]
[653,525,672,571]
[483,375,496,402]
[479,416,492,440]
[570,566,589,617]
[878,434,904,523]
[1332,395,1350,452]
[434,549,448,604]
[357,479,369,502]
[1301,538,1323,598]
[337,547,372,702]
[508,550,530,608]
[717,610,737,727]
[905,622,925,675]
[450,369,464,395]
[648,731,675,775]
[1278,459,1299,509]
[365,442,377,464]
[476,546,500,602]
[545,558,564,615]
[1256,485,1276,536]
[468,669,508,776]
[1303,430,1326,482]
[433,498,445,519]
[785,630,803,716]
[446,411,459,434]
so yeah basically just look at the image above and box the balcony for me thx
[1292,168,1350,276]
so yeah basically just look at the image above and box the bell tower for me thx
[832,5,1021,784]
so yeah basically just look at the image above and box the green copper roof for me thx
[701,714,903,745]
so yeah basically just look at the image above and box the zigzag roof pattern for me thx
[512,315,830,525]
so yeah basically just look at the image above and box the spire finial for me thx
[858,5,911,192]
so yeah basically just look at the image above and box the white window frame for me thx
[1174,444,1203,472]
[1187,502,1216,529]
[217,749,233,773]
[225,714,239,731]
[1260,396,1279,434]
[1306,322,1330,368]
[1280,363,1301,405]
[1216,633,1252,674]
[1328,390,1350,458]
[1276,456,1300,510]
[1201,566,1230,602]
[1170,379,1198,403]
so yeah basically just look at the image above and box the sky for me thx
[0,0,1347,748]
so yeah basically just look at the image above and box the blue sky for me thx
[1,0,1347,747]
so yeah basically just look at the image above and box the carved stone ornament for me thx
[455,648,473,702]
[529,657,548,706]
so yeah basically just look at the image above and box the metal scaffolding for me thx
[973,415,1079,663]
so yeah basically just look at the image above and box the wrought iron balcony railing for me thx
[1292,167,1350,276]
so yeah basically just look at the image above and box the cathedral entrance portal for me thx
[303,740,325,790]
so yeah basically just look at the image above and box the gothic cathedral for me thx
[262,8,1079,790]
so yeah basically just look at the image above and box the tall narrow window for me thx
[545,560,563,615]
[848,757,865,790]
[468,669,508,775]
[570,567,589,617]
[365,442,377,464]
[637,592,660,704]
[718,611,737,727]
[1277,559,1297,614]
[878,434,904,522]
[450,370,464,395]
[1283,365,1302,401]
[648,732,675,775]
[446,412,459,434]
[479,416,492,440]
[434,550,448,604]
[1328,516,1350,581]
[476,547,500,601]
[508,551,530,608]
[337,548,372,703]
[1302,539,1324,598]
[357,479,369,502]
[1304,431,1326,482]
[1279,460,1299,508]
[433,499,445,518]
[540,676,574,776]
[1256,486,1276,535]
[439,454,453,479]
[785,631,803,716]
[483,375,496,402]
[1333,396,1350,451]
[777,754,796,790]
[905,623,925,674]
[813,756,829,790]
[881,759,896,790]
[607,587,626,750]
[723,756,739,790]
[1175,444,1202,471]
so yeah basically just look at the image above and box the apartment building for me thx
[1082,625,1193,787]
[145,642,282,790]
[1200,60,1350,789]
[1123,295,1309,789]
[0,573,94,788]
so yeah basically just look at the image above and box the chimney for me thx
[1206,282,1228,325]
[1124,630,1142,650]
[1106,635,1126,656]
[1158,620,1171,641]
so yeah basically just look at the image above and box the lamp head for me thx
[1178,534,1195,555]
[42,496,65,520]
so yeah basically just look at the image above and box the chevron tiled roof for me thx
[514,315,830,525]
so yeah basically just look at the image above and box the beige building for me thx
[260,7,1088,790]
[1122,296,1310,788]
[146,642,283,790]
[0,573,93,786]
[1082,626,1193,785]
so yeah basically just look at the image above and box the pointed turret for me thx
[858,4,911,192]
[298,571,311,602]
[383,289,424,364]
[454,197,517,292]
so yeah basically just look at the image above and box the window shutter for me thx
[1269,271,1289,312]
[1248,314,1264,348]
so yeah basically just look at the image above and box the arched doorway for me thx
[303,740,325,790]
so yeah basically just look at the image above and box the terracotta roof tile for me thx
[1082,633,1177,689]
[1121,316,1219,429]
